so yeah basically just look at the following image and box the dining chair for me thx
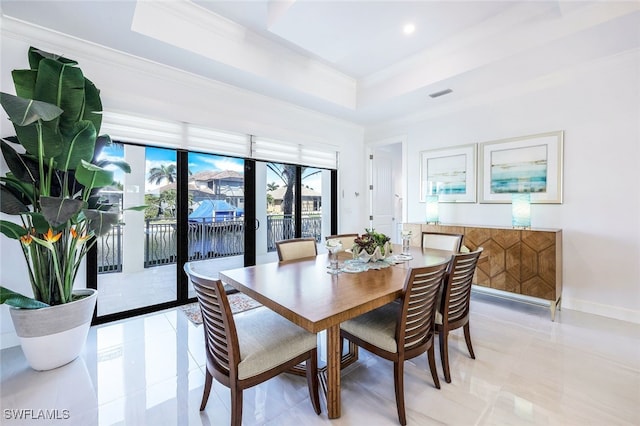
[340,260,451,426]
[421,231,464,252]
[436,248,483,383]
[276,237,318,261]
[325,233,359,251]
[184,264,321,426]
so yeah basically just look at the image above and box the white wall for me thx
[365,49,640,323]
[0,22,368,347]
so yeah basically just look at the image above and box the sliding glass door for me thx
[90,142,335,322]
[95,145,178,316]
[255,162,334,264]
[185,152,245,298]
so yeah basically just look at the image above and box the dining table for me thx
[202,244,452,419]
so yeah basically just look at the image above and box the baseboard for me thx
[471,285,640,325]
[562,297,640,325]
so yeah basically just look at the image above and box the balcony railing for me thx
[97,215,322,273]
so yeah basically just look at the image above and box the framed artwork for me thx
[478,131,564,203]
[419,144,477,203]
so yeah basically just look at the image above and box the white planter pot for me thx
[9,289,97,371]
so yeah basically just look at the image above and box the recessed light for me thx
[403,23,415,35]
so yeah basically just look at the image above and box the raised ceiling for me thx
[2,0,639,125]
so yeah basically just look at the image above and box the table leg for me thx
[326,324,341,419]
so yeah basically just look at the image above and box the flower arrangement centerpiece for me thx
[0,47,143,309]
[352,229,392,262]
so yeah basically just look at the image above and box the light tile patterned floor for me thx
[2,293,639,425]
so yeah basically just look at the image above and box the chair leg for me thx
[393,360,407,426]
[306,349,321,415]
[427,345,441,389]
[200,370,213,411]
[463,323,475,359]
[439,330,451,383]
[230,386,243,426]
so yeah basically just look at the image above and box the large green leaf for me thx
[83,78,103,133]
[27,213,51,234]
[75,160,113,190]
[84,209,119,236]
[40,196,84,228]
[0,287,49,309]
[1,176,35,207]
[1,92,65,160]
[11,69,37,99]
[55,120,97,171]
[13,120,64,161]
[0,92,63,126]
[35,58,85,132]
[0,185,29,215]
[27,46,77,69]
[0,139,38,185]
[0,220,28,240]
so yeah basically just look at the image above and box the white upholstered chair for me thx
[421,231,464,252]
[340,261,450,425]
[325,233,359,251]
[184,263,321,426]
[276,237,318,261]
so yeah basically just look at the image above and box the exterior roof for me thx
[268,186,321,200]
[191,170,243,181]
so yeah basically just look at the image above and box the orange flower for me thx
[70,228,90,242]
[20,234,33,245]
[43,228,62,243]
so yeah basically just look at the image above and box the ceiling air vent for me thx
[429,89,453,98]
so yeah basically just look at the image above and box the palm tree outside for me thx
[147,164,177,185]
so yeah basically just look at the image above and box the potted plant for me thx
[351,229,392,262]
[0,47,140,370]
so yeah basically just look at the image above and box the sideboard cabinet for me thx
[403,223,562,320]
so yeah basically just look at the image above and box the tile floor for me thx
[1,293,639,426]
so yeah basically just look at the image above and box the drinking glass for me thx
[401,231,412,255]
[326,240,342,274]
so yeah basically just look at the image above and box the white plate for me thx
[342,265,363,273]
[395,254,413,261]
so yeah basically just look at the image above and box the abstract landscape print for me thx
[490,144,547,193]
[427,153,468,194]
[420,144,477,203]
[479,131,563,204]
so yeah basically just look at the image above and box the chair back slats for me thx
[276,238,318,261]
[399,262,450,351]
[185,264,240,379]
[442,249,483,325]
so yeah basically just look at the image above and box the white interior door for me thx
[371,148,395,238]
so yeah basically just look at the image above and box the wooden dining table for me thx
[204,245,451,419]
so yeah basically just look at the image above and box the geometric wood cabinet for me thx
[403,223,563,320]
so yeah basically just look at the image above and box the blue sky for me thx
[99,144,321,191]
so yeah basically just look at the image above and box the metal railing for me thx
[266,215,322,250]
[187,219,244,261]
[97,224,122,273]
[96,215,322,273]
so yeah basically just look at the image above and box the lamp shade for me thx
[426,195,439,224]
[512,193,531,229]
